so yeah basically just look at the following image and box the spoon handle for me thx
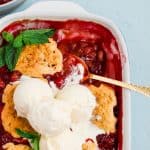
[90,74,150,97]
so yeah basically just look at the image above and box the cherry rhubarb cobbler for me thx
[0,20,122,150]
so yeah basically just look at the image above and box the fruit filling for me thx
[0,0,12,5]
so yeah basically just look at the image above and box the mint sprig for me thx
[0,29,55,71]
[16,128,40,150]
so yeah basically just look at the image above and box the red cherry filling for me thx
[86,138,94,143]
[96,133,117,150]
[0,132,29,146]
[0,67,28,148]
[44,54,87,89]
[0,0,12,5]
[58,39,106,76]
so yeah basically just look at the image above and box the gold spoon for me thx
[90,74,150,97]
[74,55,150,97]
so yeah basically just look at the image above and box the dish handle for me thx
[25,1,88,15]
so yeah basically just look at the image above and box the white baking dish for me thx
[0,0,25,14]
[0,1,131,150]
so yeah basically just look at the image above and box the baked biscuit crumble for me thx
[89,84,117,133]
[15,38,63,78]
[82,141,96,150]
[1,84,34,138]
[3,142,31,150]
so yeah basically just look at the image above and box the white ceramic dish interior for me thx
[0,1,131,150]
[0,0,25,14]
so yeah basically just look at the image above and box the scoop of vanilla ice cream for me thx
[40,122,105,150]
[28,100,72,136]
[56,84,96,123]
[40,136,59,150]
[13,78,53,117]
[13,76,102,150]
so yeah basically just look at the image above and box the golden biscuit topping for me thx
[89,84,117,133]
[15,38,63,78]
[82,141,96,150]
[3,143,31,150]
[1,84,34,138]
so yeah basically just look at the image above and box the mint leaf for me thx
[32,136,40,150]
[14,47,22,66]
[4,44,16,71]
[22,29,55,36]
[16,129,40,150]
[4,45,22,71]
[22,29,55,45]
[0,47,5,67]
[13,34,23,48]
[23,33,49,45]
[2,31,14,43]
[16,128,39,139]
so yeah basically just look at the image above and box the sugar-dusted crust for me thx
[3,143,31,150]
[82,141,96,150]
[15,38,63,78]
[1,84,34,138]
[89,84,117,133]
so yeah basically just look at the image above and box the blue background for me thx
[2,0,150,149]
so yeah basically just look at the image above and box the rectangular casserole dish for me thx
[0,1,131,150]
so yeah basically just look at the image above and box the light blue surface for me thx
[1,0,150,149]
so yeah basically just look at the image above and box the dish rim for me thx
[0,0,25,15]
[0,0,23,7]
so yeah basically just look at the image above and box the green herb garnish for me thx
[16,128,40,150]
[0,29,55,71]
[0,47,5,67]
[2,31,14,43]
